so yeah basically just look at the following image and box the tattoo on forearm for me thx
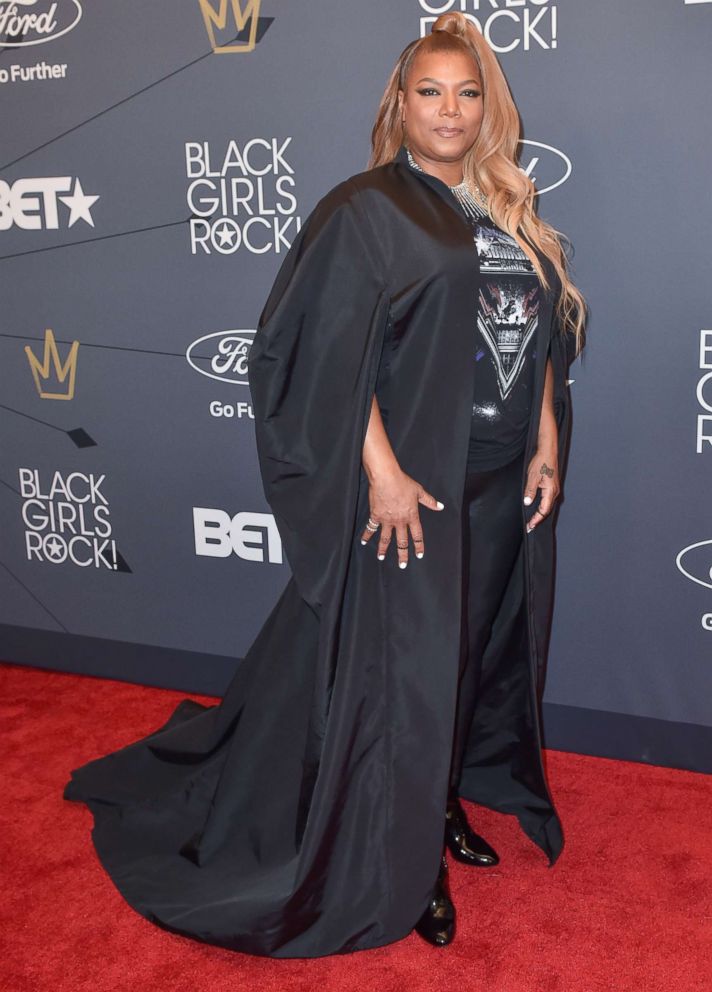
[539,462,554,478]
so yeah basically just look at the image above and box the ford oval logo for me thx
[1,1,83,47]
[676,540,712,590]
[186,329,255,386]
[519,139,572,195]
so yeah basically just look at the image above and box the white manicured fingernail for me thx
[378,554,385,560]
[399,561,407,569]
[523,496,532,505]
[416,552,424,558]
[360,539,366,545]
[526,526,532,534]
[436,501,444,509]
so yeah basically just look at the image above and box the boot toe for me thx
[445,799,500,867]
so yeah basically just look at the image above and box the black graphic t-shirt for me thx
[464,216,540,470]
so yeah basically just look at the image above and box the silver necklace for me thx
[406,147,489,220]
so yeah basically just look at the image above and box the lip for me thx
[434,127,463,137]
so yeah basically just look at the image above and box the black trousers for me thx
[448,446,526,793]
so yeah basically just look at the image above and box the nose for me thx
[439,93,461,117]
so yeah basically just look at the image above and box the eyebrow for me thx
[414,77,481,86]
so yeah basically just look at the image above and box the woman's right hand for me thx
[360,465,444,569]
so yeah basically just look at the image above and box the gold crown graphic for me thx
[25,328,79,400]
[198,0,261,54]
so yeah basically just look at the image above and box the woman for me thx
[63,13,585,958]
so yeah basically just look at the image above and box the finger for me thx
[417,488,445,512]
[523,473,539,506]
[360,517,380,545]
[377,524,393,561]
[526,510,545,533]
[527,499,555,533]
[537,489,555,519]
[395,524,409,569]
[409,514,425,559]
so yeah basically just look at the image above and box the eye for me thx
[415,87,481,98]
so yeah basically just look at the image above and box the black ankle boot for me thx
[445,795,500,867]
[414,855,455,947]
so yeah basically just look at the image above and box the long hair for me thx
[369,12,587,356]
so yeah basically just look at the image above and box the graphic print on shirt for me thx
[475,221,539,402]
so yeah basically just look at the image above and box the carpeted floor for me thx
[1,660,710,992]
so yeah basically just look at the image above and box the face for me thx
[398,48,483,174]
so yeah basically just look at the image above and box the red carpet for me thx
[1,660,710,992]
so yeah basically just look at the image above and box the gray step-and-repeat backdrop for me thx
[1,2,711,772]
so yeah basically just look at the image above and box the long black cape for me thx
[63,143,576,958]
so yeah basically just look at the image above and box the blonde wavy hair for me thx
[369,12,586,356]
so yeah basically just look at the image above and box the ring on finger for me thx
[396,542,408,549]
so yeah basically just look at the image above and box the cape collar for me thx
[393,142,466,219]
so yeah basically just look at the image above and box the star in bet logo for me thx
[58,178,100,228]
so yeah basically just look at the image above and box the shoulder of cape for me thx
[308,160,403,219]
[297,162,404,273]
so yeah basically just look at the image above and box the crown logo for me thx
[25,328,79,400]
[198,0,261,54]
